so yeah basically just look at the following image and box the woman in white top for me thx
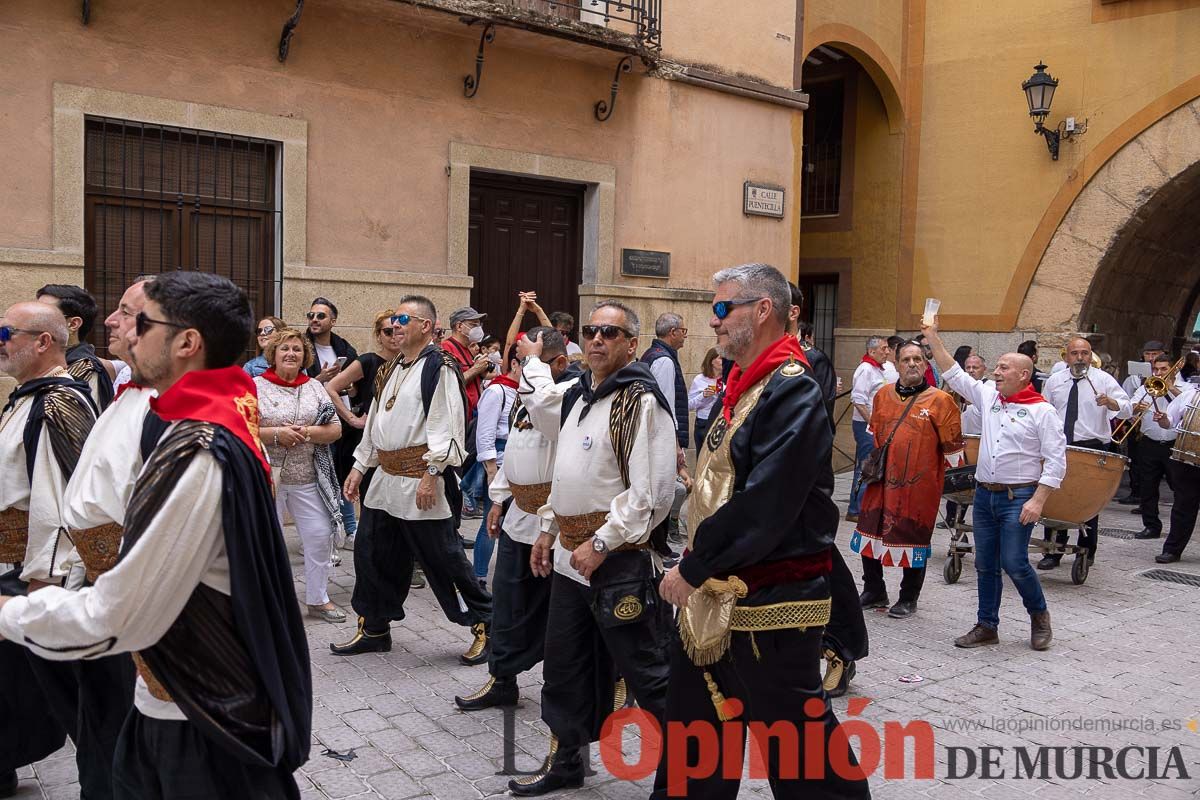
[687,347,724,455]
[472,346,520,586]
[255,328,346,622]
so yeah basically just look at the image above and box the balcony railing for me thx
[502,0,660,50]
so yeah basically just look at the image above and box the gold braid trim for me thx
[730,598,831,631]
[509,481,551,515]
[377,446,430,478]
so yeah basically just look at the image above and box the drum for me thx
[1170,392,1200,466]
[959,435,1126,525]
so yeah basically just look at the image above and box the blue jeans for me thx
[460,462,484,512]
[340,496,358,537]
[473,440,506,580]
[848,420,874,515]
[972,486,1047,630]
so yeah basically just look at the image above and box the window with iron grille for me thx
[797,276,839,361]
[84,117,282,358]
[801,80,844,217]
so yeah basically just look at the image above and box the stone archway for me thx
[1018,97,1200,363]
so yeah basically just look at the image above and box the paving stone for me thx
[365,769,425,800]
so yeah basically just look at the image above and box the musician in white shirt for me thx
[924,319,1065,652]
[1038,336,1132,570]
[1153,383,1199,564]
[1128,355,1184,541]
[848,335,892,520]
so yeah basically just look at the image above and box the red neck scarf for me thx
[260,368,311,388]
[722,336,809,422]
[114,381,146,401]
[151,366,271,476]
[861,354,883,370]
[489,374,519,390]
[1001,385,1047,405]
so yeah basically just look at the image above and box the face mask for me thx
[467,325,485,344]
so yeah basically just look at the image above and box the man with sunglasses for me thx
[332,297,493,666]
[654,263,870,799]
[508,300,676,796]
[36,284,116,411]
[0,302,97,799]
[0,273,313,798]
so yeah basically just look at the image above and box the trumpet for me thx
[1111,355,1185,445]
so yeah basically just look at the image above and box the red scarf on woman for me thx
[1001,384,1047,405]
[722,336,809,422]
[489,374,519,390]
[260,368,311,388]
[861,354,883,370]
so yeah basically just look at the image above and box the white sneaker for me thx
[342,534,356,551]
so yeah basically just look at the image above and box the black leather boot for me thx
[329,617,391,655]
[0,770,18,799]
[460,622,489,666]
[455,675,518,711]
[508,739,584,797]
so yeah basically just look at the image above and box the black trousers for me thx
[822,547,868,663]
[694,415,713,457]
[1126,435,1142,498]
[861,556,926,603]
[112,710,298,799]
[651,625,871,799]
[0,641,66,772]
[1137,438,1175,533]
[351,505,491,633]
[541,551,671,759]
[1163,459,1200,557]
[488,524,551,679]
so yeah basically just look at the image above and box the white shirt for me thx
[565,340,583,358]
[960,378,993,436]
[942,365,1067,489]
[476,382,516,464]
[0,382,93,582]
[687,375,721,421]
[1165,385,1198,430]
[488,390,576,545]
[353,354,466,521]
[648,357,679,423]
[883,361,899,384]
[1130,385,1178,443]
[520,358,675,585]
[314,343,337,370]
[850,360,887,422]
[111,361,131,393]
[1043,366,1132,444]
[0,434,230,721]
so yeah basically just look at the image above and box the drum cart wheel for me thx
[943,554,962,584]
[942,519,972,585]
[1071,552,1090,585]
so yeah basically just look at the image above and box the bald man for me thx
[924,322,1066,652]
[0,302,99,796]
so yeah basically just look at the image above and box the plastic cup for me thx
[922,298,941,326]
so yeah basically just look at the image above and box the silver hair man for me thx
[654,312,684,338]
[592,299,640,337]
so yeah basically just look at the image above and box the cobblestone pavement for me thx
[17,474,1200,799]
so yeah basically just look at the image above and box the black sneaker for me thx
[1155,552,1181,564]
[887,600,918,619]
[858,589,889,609]
[1036,555,1061,571]
[1134,528,1161,540]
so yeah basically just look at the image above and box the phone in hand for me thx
[334,357,348,369]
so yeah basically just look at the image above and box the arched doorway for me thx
[1019,97,1200,365]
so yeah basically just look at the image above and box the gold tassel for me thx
[703,670,735,722]
[749,631,761,661]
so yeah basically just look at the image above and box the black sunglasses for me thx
[379,326,400,337]
[256,326,276,336]
[0,326,46,343]
[581,324,634,341]
[306,311,329,321]
[135,311,188,337]
[712,297,765,320]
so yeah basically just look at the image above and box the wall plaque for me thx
[621,248,671,278]
[743,181,785,218]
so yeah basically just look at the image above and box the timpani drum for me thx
[959,435,1126,525]
[1170,391,1200,466]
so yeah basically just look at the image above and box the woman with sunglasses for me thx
[242,315,285,378]
[254,328,347,623]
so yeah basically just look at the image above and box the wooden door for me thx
[468,172,584,341]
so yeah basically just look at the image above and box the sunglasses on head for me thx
[306,311,328,321]
[0,326,46,343]
[390,313,431,327]
[135,311,188,337]
[257,326,276,336]
[581,324,634,341]
[711,297,765,320]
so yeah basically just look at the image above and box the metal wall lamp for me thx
[1022,62,1086,160]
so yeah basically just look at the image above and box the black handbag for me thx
[942,464,977,496]
[856,394,919,493]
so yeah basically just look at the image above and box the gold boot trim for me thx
[461,675,496,702]
[334,617,389,649]
[462,622,488,661]
[612,677,627,711]
[822,647,844,693]
[512,734,559,786]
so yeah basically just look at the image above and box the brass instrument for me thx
[1068,361,1098,395]
[1111,355,1185,445]
[1060,346,1103,370]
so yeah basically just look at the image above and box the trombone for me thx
[1112,355,1186,445]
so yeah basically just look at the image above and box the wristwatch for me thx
[592,537,609,554]
[427,465,441,476]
